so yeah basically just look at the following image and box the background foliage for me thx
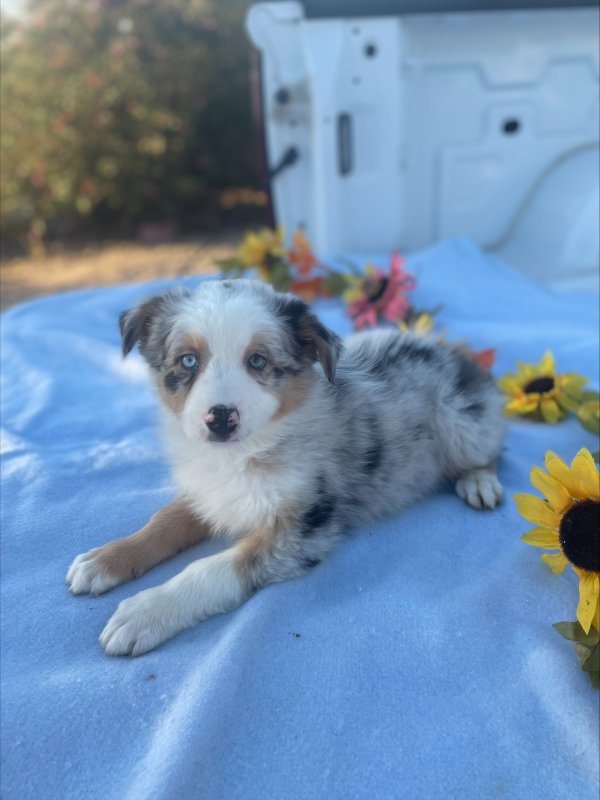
[0,0,265,253]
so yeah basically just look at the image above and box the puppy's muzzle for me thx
[205,405,240,441]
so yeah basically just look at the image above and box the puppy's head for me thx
[119,280,342,444]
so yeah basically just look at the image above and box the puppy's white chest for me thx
[168,438,298,535]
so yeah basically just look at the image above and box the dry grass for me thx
[0,233,240,310]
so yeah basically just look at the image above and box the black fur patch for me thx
[272,294,308,333]
[271,294,342,382]
[370,339,438,376]
[164,371,181,393]
[300,478,336,536]
[464,400,485,418]
[119,288,190,369]
[363,418,384,473]
[303,557,321,569]
[455,355,487,393]
[396,340,437,365]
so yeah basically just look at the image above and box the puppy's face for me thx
[119,280,342,444]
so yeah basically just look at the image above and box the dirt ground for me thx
[0,232,240,310]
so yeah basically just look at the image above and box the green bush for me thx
[0,0,262,252]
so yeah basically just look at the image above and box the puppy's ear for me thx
[119,288,189,366]
[275,295,343,383]
[119,297,164,358]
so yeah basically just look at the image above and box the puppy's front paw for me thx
[100,588,179,656]
[456,469,503,510]
[67,549,121,596]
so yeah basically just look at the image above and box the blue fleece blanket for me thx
[1,239,598,800]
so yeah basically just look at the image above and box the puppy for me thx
[67,279,505,656]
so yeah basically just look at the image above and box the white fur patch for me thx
[100,548,244,656]
[174,284,282,443]
[455,468,503,510]
[66,550,120,596]
[162,406,314,533]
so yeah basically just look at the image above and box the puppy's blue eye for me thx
[248,353,267,371]
[180,354,198,370]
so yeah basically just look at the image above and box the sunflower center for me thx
[367,278,389,303]
[523,376,554,394]
[559,500,600,573]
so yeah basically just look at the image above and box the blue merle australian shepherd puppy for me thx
[67,279,505,655]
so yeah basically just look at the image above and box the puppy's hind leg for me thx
[455,464,503,510]
[439,354,505,510]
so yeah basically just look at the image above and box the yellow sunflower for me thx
[515,448,600,633]
[498,351,588,423]
[398,312,436,335]
[237,227,284,273]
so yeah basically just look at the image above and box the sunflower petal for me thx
[570,449,600,500]
[541,552,569,573]
[538,351,555,374]
[497,375,521,393]
[520,527,561,549]
[514,493,560,528]
[561,373,589,394]
[555,392,582,413]
[577,572,600,635]
[516,362,536,380]
[529,467,572,512]
[506,397,539,415]
[540,398,562,424]
[544,451,585,499]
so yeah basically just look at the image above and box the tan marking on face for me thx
[158,379,188,414]
[244,333,316,420]
[272,371,315,420]
[87,498,212,588]
[157,333,209,416]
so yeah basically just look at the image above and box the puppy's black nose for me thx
[205,405,239,440]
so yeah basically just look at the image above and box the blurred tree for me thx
[0,0,263,253]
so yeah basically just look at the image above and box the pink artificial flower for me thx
[344,252,415,330]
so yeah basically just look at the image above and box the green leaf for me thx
[580,390,600,403]
[553,621,584,641]
[553,621,599,648]
[267,259,293,292]
[323,271,351,297]
[581,643,599,673]
[592,451,600,464]
[555,623,600,688]
[578,417,600,435]
[216,258,245,277]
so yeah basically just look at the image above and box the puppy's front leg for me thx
[100,524,338,656]
[67,498,211,595]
